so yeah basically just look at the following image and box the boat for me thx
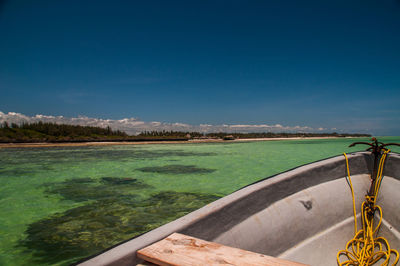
[223,135,235,140]
[79,141,400,266]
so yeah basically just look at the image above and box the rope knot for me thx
[365,195,376,218]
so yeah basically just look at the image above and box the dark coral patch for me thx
[20,191,220,264]
[101,177,142,185]
[21,148,217,162]
[45,177,151,202]
[136,165,216,174]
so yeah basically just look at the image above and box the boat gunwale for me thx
[78,151,400,265]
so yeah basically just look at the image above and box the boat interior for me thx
[80,152,400,266]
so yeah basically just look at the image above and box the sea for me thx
[1,137,399,265]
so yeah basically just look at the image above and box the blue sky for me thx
[1,0,400,135]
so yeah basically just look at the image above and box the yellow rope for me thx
[337,150,399,266]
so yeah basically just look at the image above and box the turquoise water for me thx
[1,137,399,265]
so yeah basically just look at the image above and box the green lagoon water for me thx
[1,137,400,265]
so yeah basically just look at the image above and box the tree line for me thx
[137,130,371,139]
[0,122,128,143]
[0,122,371,143]
[138,130,204,138]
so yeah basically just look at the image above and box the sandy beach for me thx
[0,136,350,149]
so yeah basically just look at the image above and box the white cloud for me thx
[0,111,326,135]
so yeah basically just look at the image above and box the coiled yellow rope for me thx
[337,151,399,266]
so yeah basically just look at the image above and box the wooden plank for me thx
[137,233,309,266]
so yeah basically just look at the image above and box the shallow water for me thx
[0,137,399,265]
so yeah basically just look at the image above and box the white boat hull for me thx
[79,152,400,266]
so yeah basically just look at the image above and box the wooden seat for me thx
[137,233,309,266]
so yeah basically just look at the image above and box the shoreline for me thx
[0,136,362,149]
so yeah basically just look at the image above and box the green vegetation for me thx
[202,132,371,139]
[0,122,191,143]
[0,121,127,143]
[139,130,371,139]
[0,122,371,143]
[138,130,203,138]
